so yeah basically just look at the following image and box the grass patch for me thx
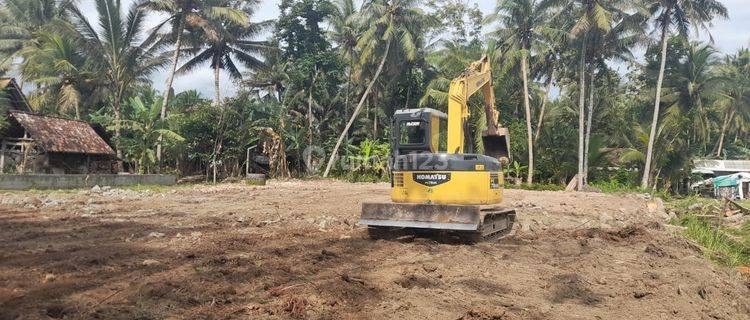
[675,215,750,267]
[725,220,750,248]
[667,196,750,268]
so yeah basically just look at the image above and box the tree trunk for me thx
[213,160,218,183]
[373,106,378,137]
[715,108,735,157]
[214,64,221,106]
[520,52,534,184]
[157,19,184,168]
[534,70,554,144]
[305,69,317,174]
[371,93,378,138]
[211,64,228,183]
[577,36,587,191]
[641,22,669,189]
[404,65,412,109]
[323,39,392,177]
[211,65,223,183]
[344,56,352,141]
[114,90,124,172]
[583,67,595,185]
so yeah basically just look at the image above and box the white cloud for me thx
[695,0,750,52]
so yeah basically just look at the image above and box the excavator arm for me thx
[446,55,510,161]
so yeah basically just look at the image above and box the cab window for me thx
[399,120,425,145]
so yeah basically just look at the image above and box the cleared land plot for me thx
[1,180,748,319]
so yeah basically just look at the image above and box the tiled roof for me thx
[9,111,115,155]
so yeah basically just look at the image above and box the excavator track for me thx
[463,208,516,243]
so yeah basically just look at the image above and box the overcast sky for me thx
[81,0,750,99]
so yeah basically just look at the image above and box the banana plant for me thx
[502,160,527,185]
[117,96,185,173]
[346,138,390,180]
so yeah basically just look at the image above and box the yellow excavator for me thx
[360,55,516,242]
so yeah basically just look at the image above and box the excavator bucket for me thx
[481,127,510,162]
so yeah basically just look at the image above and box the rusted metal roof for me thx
[8,111,115,155]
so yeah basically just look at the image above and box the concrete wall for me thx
[0,174,176,190]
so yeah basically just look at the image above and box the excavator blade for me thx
[481,127,510,162]
[360,202,515,242]
[361,203,481,230]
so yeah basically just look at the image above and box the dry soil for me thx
[0,180,748,319]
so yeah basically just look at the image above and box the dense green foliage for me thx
[0,0,747,190]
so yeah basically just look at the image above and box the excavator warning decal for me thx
[490,173,500,189]
[413,173,451,187]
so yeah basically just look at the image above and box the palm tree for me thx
[419,39,485,109]
[582,10,644,183]
[568,0,613,190]
[488,0,562,184]
[633,41,720,188]
[243,46,288,103]
[640,0,727,188]
[68,0,168,166]
[0,0,74,72]
[329,0,359,130]
[323,0,430,177]
[18,32,106,119]
[532,42,561,144]
[663,42,720,148]
[714,48,749,157]
[139,0,249,164]
[178,3,270,182]
[177,5,271,106]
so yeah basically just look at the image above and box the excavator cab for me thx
[392,108,447,156]
[392,108,509,163]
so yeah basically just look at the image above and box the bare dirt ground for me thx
[1,180,749,320]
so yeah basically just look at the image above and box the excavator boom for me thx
[446,55,510,161]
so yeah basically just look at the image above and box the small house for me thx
[691,173,750,200]
[0,78,117,174]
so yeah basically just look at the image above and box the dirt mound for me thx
[506,189,669,235]
[457,307,526,320]
[0,180,748,319]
